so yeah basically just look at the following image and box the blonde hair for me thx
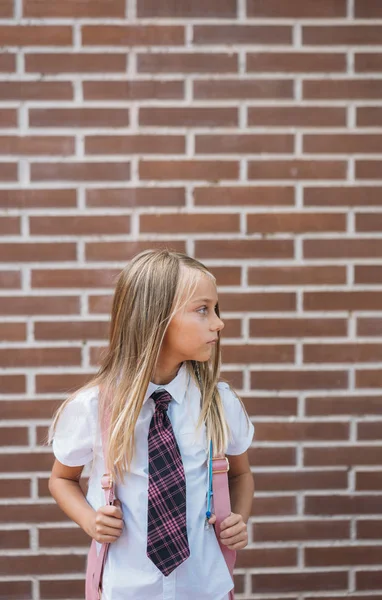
[49,249,247,484]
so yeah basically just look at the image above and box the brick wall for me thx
[1,0,382,598]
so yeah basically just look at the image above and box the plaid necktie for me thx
[147,389,190,576]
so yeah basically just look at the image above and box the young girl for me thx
[48,249,254,600]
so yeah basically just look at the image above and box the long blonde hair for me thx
[49,249,247,484]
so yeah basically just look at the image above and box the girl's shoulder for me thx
[216,380,254,455]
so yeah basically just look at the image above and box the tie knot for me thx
[151,389,172,412]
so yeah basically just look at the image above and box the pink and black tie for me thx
[147,389,190,576]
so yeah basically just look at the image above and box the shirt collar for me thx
[144,362,189,405]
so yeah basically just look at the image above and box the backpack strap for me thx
[212,454,236,600]
[92,386,115,598]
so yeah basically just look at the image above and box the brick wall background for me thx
[2,0,382,598]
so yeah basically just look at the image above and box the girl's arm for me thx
[227,451,254,524]
[49,459,124,543]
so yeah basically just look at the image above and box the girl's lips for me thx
[207,339,217,344]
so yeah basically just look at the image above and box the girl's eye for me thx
[197,306,208,315]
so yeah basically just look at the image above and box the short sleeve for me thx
[52,386,99,467]
[218,382,254,456]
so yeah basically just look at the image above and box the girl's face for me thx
[162,272,225,364]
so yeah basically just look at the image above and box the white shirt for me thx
[52,363,254,600]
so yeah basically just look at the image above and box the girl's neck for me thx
[151,361,183,386]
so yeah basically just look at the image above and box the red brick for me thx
[0,427,28,446]
[0,375,25,394]
[35,373,93,394]
[0,109,17,127]
[221,343,294,364]
[304,238,382,259]
[0,479,30,498]
[0,1,13,17]
[358,422,382,440]
[0,554,85,576]
[0,82,72,101]
[355,266,382,284]
[305,291,382,312]
[357,571,382,591]
[83,80,183,101]
[137,0,236,18]
[248,106,346,127]
[248,267,346,286]
[0,26,72,45]
[247,0,346,17]
[305,186,382,207]
[0,582,31,599]
[196,240,294,260]
[304,79,382,100]
[38,527,88,548]
[30,216,130,236]
[250,317,347,337]
[252,571,347,594]
[253,519,350,541]
[86,187,185,208]
[304,343,382,363]
[0,163,18,181]
[138,53,237,74]
[255,422,349,442]
[248,447,295,467]
[194,25,292,45]
[86,241,185,263]
[0,136,74,156]
[248,52,346,73]
[305,134,382,154]
[194,79,293,100]
[0,216,20,235]
[32,269,120,289]
[356,0,382,17]
[355,470,382,492]
[251,370,347,391]
[248,213,345,233]
[355,53,382,72]
[0,348,81,368]
[249,160,346,180]
[30,108,129,128]
[358,107,382,127]
[82,25,184,46]
[0,189,76,209]
[357,214,382,232]
[0,53,15,72]
[357,519,382,538]
[195,134,294,154]
[0,322,26,341]
[24,0,125,18]
[0,296,79,316]
[306,545,382,567]
[304,26,382,45]
[305,446,382,467]
[139,107,237,127]
[139,160,238,181]
[357,160,382,179]
[236,547,297,569]
[0,243,76,262]
[243,396,298,417]
[140,213,240,233]
[356,370,382,388]
[252,495,296,517]
[306,395,382,416]
[40,579,84,599]
[194,186,294,206]
[31,162,130,182]
[85,135,185,155]
[26,53,126,74]
[0,399,60,419]
[358,317,382,336]
[254,470,348,492]
[34,320,108,341]
[0,503,69,523]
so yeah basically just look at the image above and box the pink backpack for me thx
[85,392,236,600]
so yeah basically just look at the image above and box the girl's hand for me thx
[208,512,248,550]
[90,498,124,544]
